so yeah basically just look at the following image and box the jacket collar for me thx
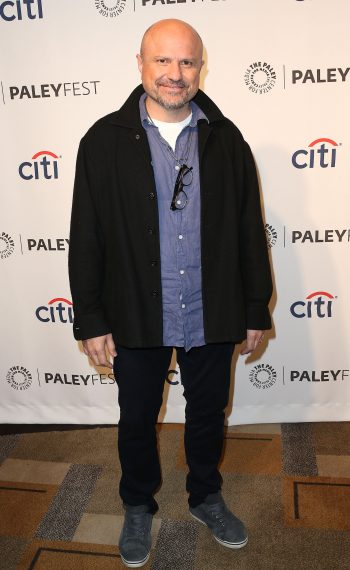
[108,84,225,128]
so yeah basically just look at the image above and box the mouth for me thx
[157,82,187,92]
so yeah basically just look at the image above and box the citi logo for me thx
[0,0,43,21]
[35,297,73,323]
[290,291,336,319]
[166,369,179,386]
[19,150,59,180]
[292,138,339,169]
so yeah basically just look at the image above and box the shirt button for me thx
[149,192,156,200]
[175,165,180,171]
[181,303,186,309]
[180,270,184,275]
[178,234,183,240]
[151,290,159,298]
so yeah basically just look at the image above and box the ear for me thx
[136,54,143,74]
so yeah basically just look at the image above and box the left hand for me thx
[240,329,265,355]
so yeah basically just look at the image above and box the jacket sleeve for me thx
[68,137,111,340]
[239,140,273,331]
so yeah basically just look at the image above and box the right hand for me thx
[82,333,117,369]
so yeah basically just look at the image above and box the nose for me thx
[167,60,182,81]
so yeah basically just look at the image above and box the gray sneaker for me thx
[119,504,153,568]
[189,492,248,549]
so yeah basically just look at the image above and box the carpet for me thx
[0,421,349,570]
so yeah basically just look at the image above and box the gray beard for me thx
[149,91,191,111]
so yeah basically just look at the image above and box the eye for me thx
[156,58,169,65]
[181,60,194,68]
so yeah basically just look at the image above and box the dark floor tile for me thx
[281,423,318,476]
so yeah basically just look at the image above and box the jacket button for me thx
[150,259,157,267]
[135,134,140,140]
[151,290,159,298]
[149,192,156,200]
[148,227,155,235]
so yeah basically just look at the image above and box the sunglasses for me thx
[170,164,193,211]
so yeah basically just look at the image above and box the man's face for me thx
[137,23,203,114]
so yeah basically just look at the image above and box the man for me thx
[69,19,272,568]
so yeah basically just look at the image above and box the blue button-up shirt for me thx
[140,94,208,351]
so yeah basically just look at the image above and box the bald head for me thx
[140,19,203,60]
[137,19,204,121]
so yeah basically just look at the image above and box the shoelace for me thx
[125,513,148,539]
[208,504,227,528]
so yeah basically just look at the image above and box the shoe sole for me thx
[190,512,248,549]
[120,552,150,568]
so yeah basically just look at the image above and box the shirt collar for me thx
[139,92,208,129]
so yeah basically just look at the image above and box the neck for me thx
[145,96,191,123]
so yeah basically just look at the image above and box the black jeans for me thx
[113,342,234,514]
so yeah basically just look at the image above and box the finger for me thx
[91,348,113,368]
[83,339,106,363]
[240,333,265,355]
[96,353,113,368]
[106,334,117,358]
[240,341,254,355]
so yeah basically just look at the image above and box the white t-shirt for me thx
[150,112,193,152]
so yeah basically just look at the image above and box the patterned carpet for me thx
[0,422,349,570]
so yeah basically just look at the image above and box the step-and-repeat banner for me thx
[1,0,349,424]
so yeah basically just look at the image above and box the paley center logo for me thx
[249,364,277,389]
[94,0,126,17]
[140,0,226,5]
[292,138,340,169]
[35,297,74,324]
[290,369,349,383]
[291,66,350,85]
[0,231,15,259]
[244,62,276,94]
[291,228,350,245]
[19,150,60,180]
[265,224,277,248]
[0,0,43,21]
[290,291,336,319]
[26,237,69,252]
[7,365,32,390]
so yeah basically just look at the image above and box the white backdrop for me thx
[1,0,349,424]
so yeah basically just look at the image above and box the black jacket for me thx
[69,85,272,346]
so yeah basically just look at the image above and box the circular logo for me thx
[7,366,33,391]
[265,224,277,248]
[0,232,15,259]
[249,364,277,389]
[94,0,126,17]
[244,62,277,94]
